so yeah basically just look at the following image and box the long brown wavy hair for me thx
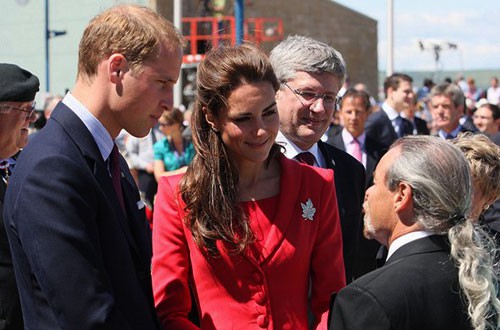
[179,44,280,256]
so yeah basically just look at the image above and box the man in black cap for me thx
[0,63,39,330]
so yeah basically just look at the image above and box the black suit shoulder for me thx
[330,236,471,330]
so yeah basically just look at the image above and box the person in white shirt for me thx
[486,76,500,105]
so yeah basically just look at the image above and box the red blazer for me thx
[152,155,345,329]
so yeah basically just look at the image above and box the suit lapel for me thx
[318,141,336,169]
[50,105,144,260]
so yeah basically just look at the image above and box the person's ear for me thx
[203,107,218,132]
[394,182,415,224]
[109,54,127,83]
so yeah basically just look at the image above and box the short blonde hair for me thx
[77,4,182,79]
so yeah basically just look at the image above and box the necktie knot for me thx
[295,152,315,166]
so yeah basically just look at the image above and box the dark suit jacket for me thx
[413,116,430,135]
[317,141,366,283]
[0,179,23,330]
[365,109,413,152]
[4,104,160,329]
[324,134,383,279]
[329,235,471,330]
[326,131,384,188]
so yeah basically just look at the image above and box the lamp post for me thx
[45,0,66,93]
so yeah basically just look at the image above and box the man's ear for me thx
[394,182,414,224]
[203,106,218,132]
[108,54,128,83]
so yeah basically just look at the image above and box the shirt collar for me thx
[382,102,400,121]
[62,92,114,161]
[386,230,434,261]
[341,129,366,146]
[276,131,321,166]
[438,125,461,139]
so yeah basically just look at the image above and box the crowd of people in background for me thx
[1,3,500,330]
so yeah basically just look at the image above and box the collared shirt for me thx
[438,125,461,140]
[62,92,113,161]
[386,230,434,261]
[341,128,366,168]
[275,131,326,168]
[382,102,401,133]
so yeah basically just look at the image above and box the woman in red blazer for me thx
[152,44,346,330]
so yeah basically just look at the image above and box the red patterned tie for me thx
[110,144,126,212]
[295,152,315,166]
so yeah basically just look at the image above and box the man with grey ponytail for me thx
[329,135,500,330]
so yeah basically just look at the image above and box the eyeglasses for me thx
[282,82,341,110]
[0,102,36,118]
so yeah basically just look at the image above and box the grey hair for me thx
[387,135,500,330]
[269,35,346,84]
[429,82,465,108]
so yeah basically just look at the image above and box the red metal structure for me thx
[181,16,284,64]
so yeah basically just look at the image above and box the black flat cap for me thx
[0,63,40,102]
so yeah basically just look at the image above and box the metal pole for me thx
[173,0,182,108]
[386,0,393,76]
[234,0,244,45]
[45,0,50,92]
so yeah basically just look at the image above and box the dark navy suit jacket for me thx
[329,235,471,330]
[4,103,160,329]
[325,133,383,279]
[317,141,366,283]
[1,178,23,330]
[365,109,413,152]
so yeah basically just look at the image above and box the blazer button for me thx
[253,291,267,305]
[256,314,269,328]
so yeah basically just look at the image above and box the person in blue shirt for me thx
[153,108,195,180]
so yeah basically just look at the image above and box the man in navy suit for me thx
[0,63,39,330]
[3,5,183,329]
[329,136,500,330]
[365,73,414,153]
[270,36,366,283]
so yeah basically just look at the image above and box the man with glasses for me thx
[270,35,367,283]
[0,63,39,330]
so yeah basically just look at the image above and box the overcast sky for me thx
[334,0,500,72]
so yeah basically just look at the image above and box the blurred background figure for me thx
[126,123,165,209]
[473,103,500,143]
[401,93,430,135]
[486,76,500,105]
[153,108,195,181]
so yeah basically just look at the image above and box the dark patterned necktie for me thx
[0,160,10,184]
[110,145,125,211]
[295,152,315,166]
